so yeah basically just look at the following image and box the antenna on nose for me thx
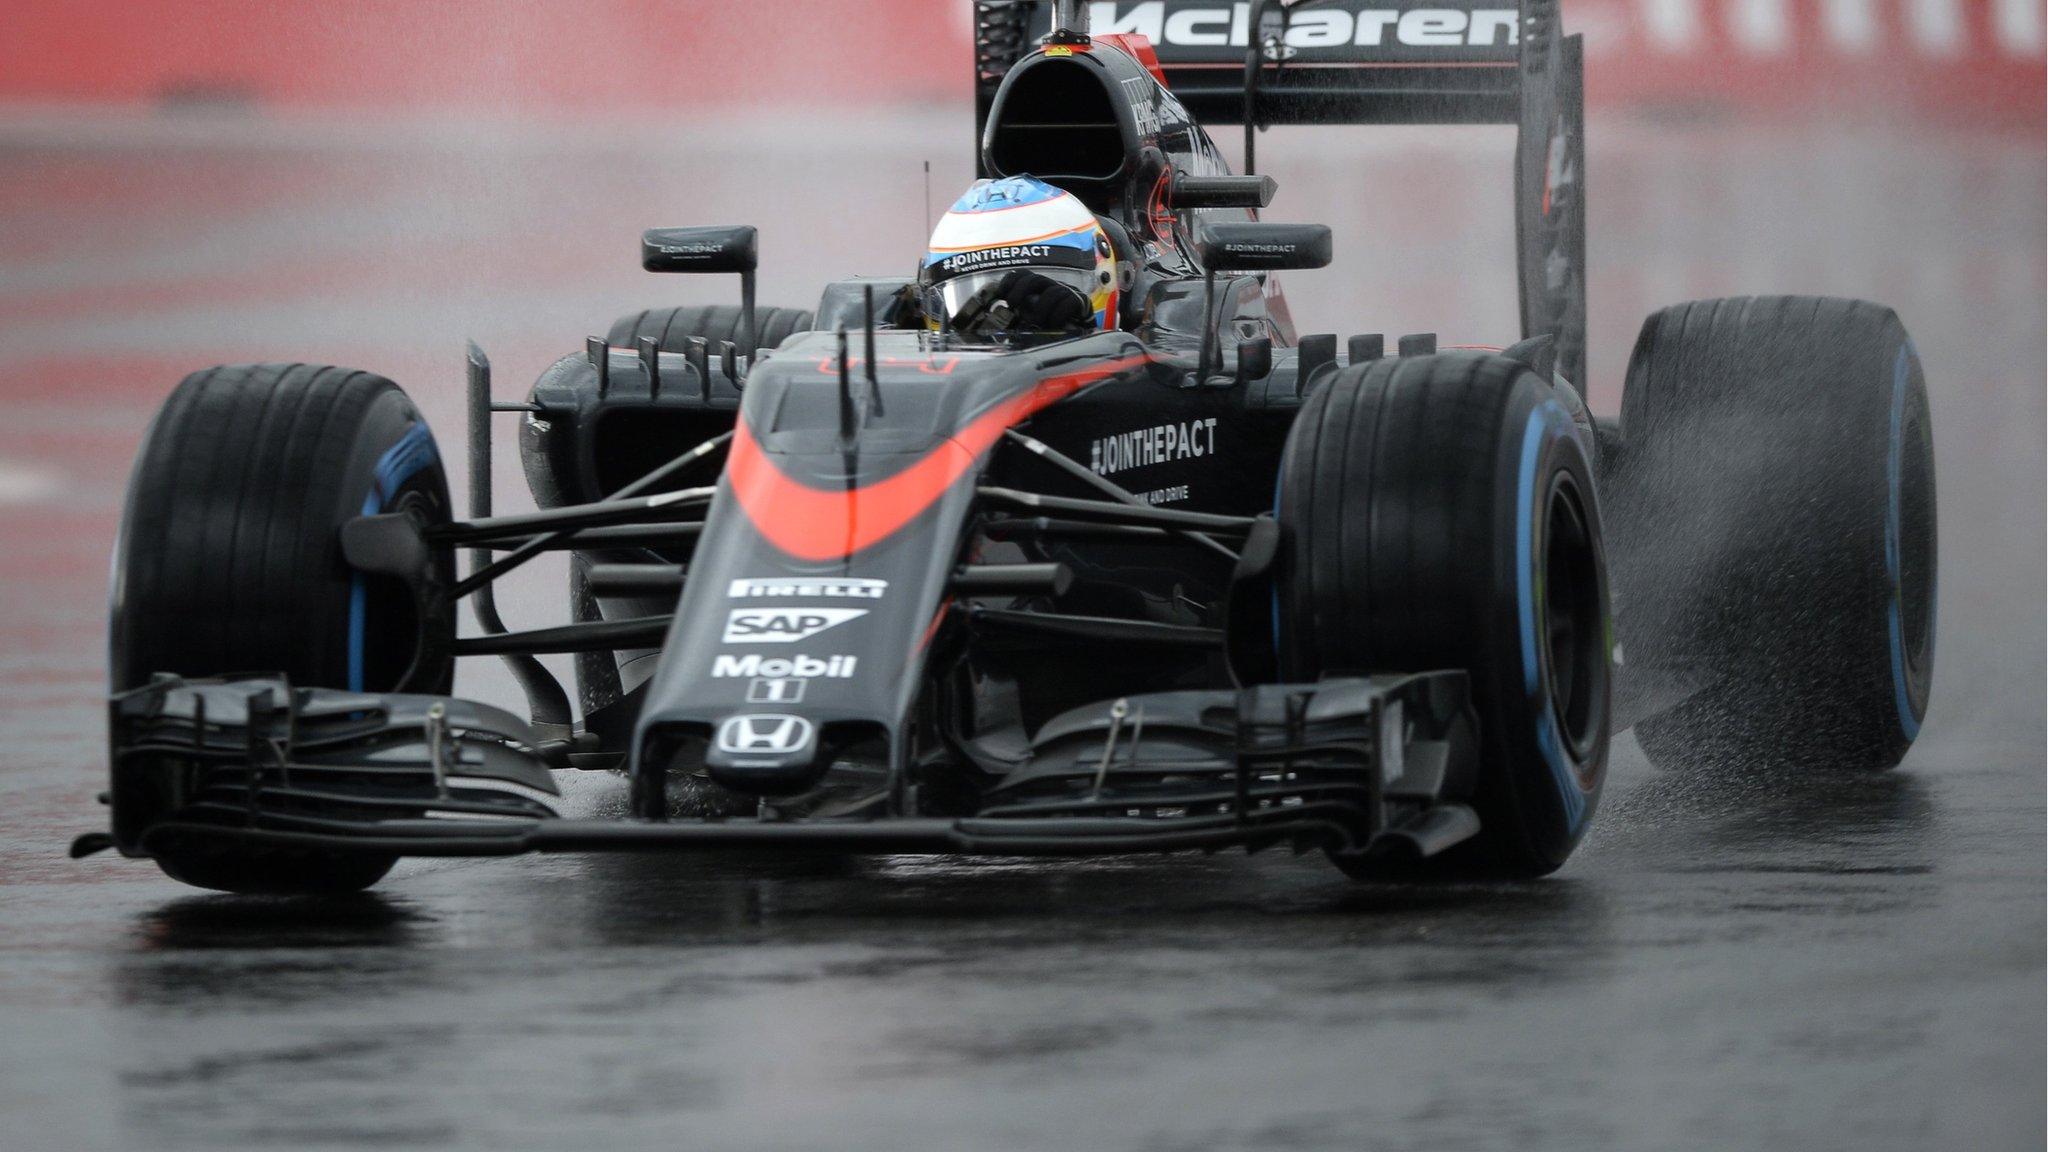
[862,283,883,417]
[836,328,856,443]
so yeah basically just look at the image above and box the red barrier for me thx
[0,0,971,111]
[0,1,2037,123]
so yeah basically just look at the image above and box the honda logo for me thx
[714,714,814,756]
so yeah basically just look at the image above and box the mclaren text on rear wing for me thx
[1091,2,1522,57]
[1001,1,1556,125]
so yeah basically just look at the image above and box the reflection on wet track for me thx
[0,111,2039,1150]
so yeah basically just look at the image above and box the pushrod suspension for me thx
[466,342,572,734]
[996,430,1242,561]
[446,434,729,601]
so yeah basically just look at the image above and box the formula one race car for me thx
[74,0,1937,894]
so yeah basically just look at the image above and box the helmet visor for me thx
[929,267,1099,337]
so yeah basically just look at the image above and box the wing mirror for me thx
[1194,222,1332,383]
[1196,222,1333,272]
[637,226,760,370]
[641,226,758,274]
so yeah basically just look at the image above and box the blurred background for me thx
[0,3,2040,1150]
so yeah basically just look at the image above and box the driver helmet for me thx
[920,176,1118,338]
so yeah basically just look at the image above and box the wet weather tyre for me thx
[1612,296,1935,773]
[1278,352,1612,879]
[147,836,401,896]
[110,363,457,893]
[607,304,812,357]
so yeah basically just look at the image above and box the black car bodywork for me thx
[83,0,1620,875]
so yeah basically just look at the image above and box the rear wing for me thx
[972,0,1588,388]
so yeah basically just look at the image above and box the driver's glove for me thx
[995,269,1092,331]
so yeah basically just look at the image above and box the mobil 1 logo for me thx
[746,677,807,704]
[725,653,859,705]
[712,653,859,680]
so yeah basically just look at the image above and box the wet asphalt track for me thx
[0,110,2040,1150]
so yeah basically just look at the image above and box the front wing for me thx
[76,672,1482,869]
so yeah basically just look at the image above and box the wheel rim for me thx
[1541,473,1606,768]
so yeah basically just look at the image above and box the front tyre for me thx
[110,362,456,893]
[1278,353,1612,878]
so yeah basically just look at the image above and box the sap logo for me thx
[722,608,866,644]
[1089,3,1519,49]
[728,577,887,600]
[712,653,859,679]
[715,714,813,756]
[1091,417,1219,476]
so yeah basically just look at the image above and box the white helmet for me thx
[919,176,1118,337]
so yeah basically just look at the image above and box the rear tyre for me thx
[111,363,456,893]
[606,304,812,357]
[571,304,806,703]
[1278,353,1612,879]
[1612,297,1935,773]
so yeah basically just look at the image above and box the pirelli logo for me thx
[729,577,887,600]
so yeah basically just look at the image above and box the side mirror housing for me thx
[1171,173,1277,209]
[642,226,758,274]
[1197,223,1333,272]
[636,226,762,376]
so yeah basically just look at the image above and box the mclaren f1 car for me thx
[75,0,1937,893]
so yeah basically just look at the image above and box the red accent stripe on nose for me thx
[726,354,1152,561]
